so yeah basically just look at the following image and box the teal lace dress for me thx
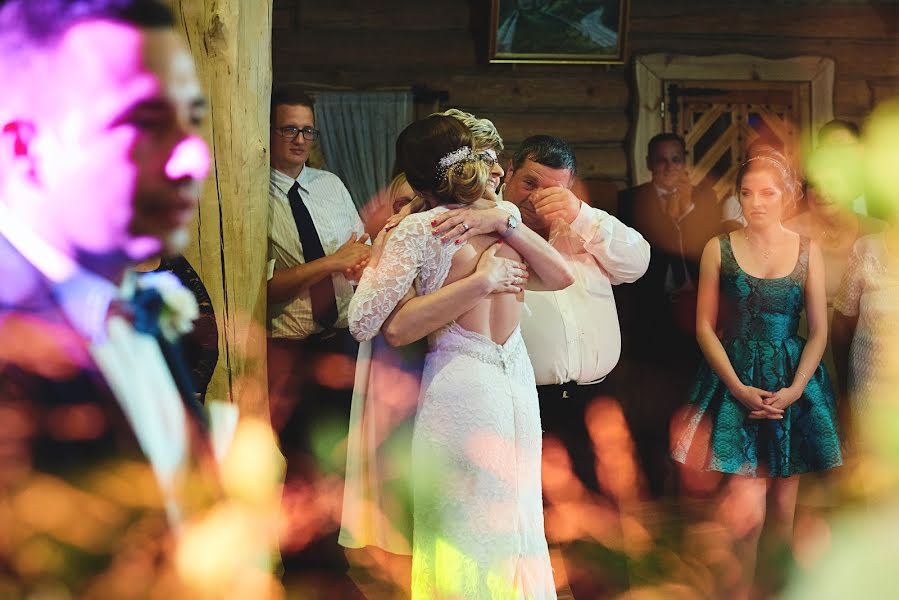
[672,234,842,477]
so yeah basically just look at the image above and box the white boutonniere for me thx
[135,271,199,341]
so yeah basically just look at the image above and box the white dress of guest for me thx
[338,332,423,555]
[833,232,899,409]
[349,201,556,600]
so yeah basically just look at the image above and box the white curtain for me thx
[315,91,413,210]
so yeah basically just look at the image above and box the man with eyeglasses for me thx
[265,88,370,578]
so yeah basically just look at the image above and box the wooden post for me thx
[169,1,273,419]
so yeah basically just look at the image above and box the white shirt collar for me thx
[0,201,77,283]
[270,165,310,197]
[0,201,121,343]
[654,184,674,199]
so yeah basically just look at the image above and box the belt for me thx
[537,379,606,400]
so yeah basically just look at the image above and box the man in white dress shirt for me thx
[502,135,650,499]
[265,88,371,574]
[0,0,222,595]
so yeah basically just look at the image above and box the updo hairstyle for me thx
[437,108,504,154]
[395,115,489,206]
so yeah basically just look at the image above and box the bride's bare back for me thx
[444,233,523,345]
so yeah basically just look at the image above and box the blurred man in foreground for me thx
[0,1,278,596]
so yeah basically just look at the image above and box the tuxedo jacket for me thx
[0,234,219,597]
[616,182,723,364]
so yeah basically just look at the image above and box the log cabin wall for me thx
[272,0,898,213]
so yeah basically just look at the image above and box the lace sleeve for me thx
[833,240,864,317]
[349,215,429,341]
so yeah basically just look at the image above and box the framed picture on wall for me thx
[489,0,629,64]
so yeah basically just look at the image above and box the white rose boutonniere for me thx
[135,271,200,342]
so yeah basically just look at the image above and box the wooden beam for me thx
[169,0,273,419]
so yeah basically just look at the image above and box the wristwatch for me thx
[501,213,518,238]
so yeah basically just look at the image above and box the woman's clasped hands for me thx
[732,383,803,420]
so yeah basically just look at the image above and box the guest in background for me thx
[817,119,869,216]
[339,173,425,561]
[490,134,649,597]
[424,126,647,599]
[832,101,899,446]
[265,87,371,577]
[785,142,884,384]
[672,150,841,598]
[617,132,723,497]
[360,172,418,240]
[490,135,650,499]
[831,228,899,439]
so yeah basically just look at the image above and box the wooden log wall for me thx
[273,0,898,212]
[171,0,273,418]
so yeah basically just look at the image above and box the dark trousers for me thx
[537,379,609,495]
[622,340,700,499]
[267,329,361,578]
[268,330,358,468]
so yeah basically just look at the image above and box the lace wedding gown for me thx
[349,202,556,600]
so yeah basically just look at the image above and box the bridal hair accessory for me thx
[742,155,791,177]
[436,145,473,182]
[740,153,802,201]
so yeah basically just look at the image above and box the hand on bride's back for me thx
[475,242,529,295]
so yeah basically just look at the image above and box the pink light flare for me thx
[165,135,209,181]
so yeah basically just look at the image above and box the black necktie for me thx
[287,181,338,327]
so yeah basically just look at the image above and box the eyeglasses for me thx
[273,126,320,141]
[477,151,497,168]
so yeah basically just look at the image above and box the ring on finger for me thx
[462,223,470,231]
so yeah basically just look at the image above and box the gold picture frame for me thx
[489,0,629,65]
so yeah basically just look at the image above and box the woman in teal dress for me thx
[671,149,842,598]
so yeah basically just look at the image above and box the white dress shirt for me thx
[509,196,651,385]
[267,166,365,339]
[0,205,189,524]
[655,184,700,295]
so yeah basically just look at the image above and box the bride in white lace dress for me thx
[349,115,573,599]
